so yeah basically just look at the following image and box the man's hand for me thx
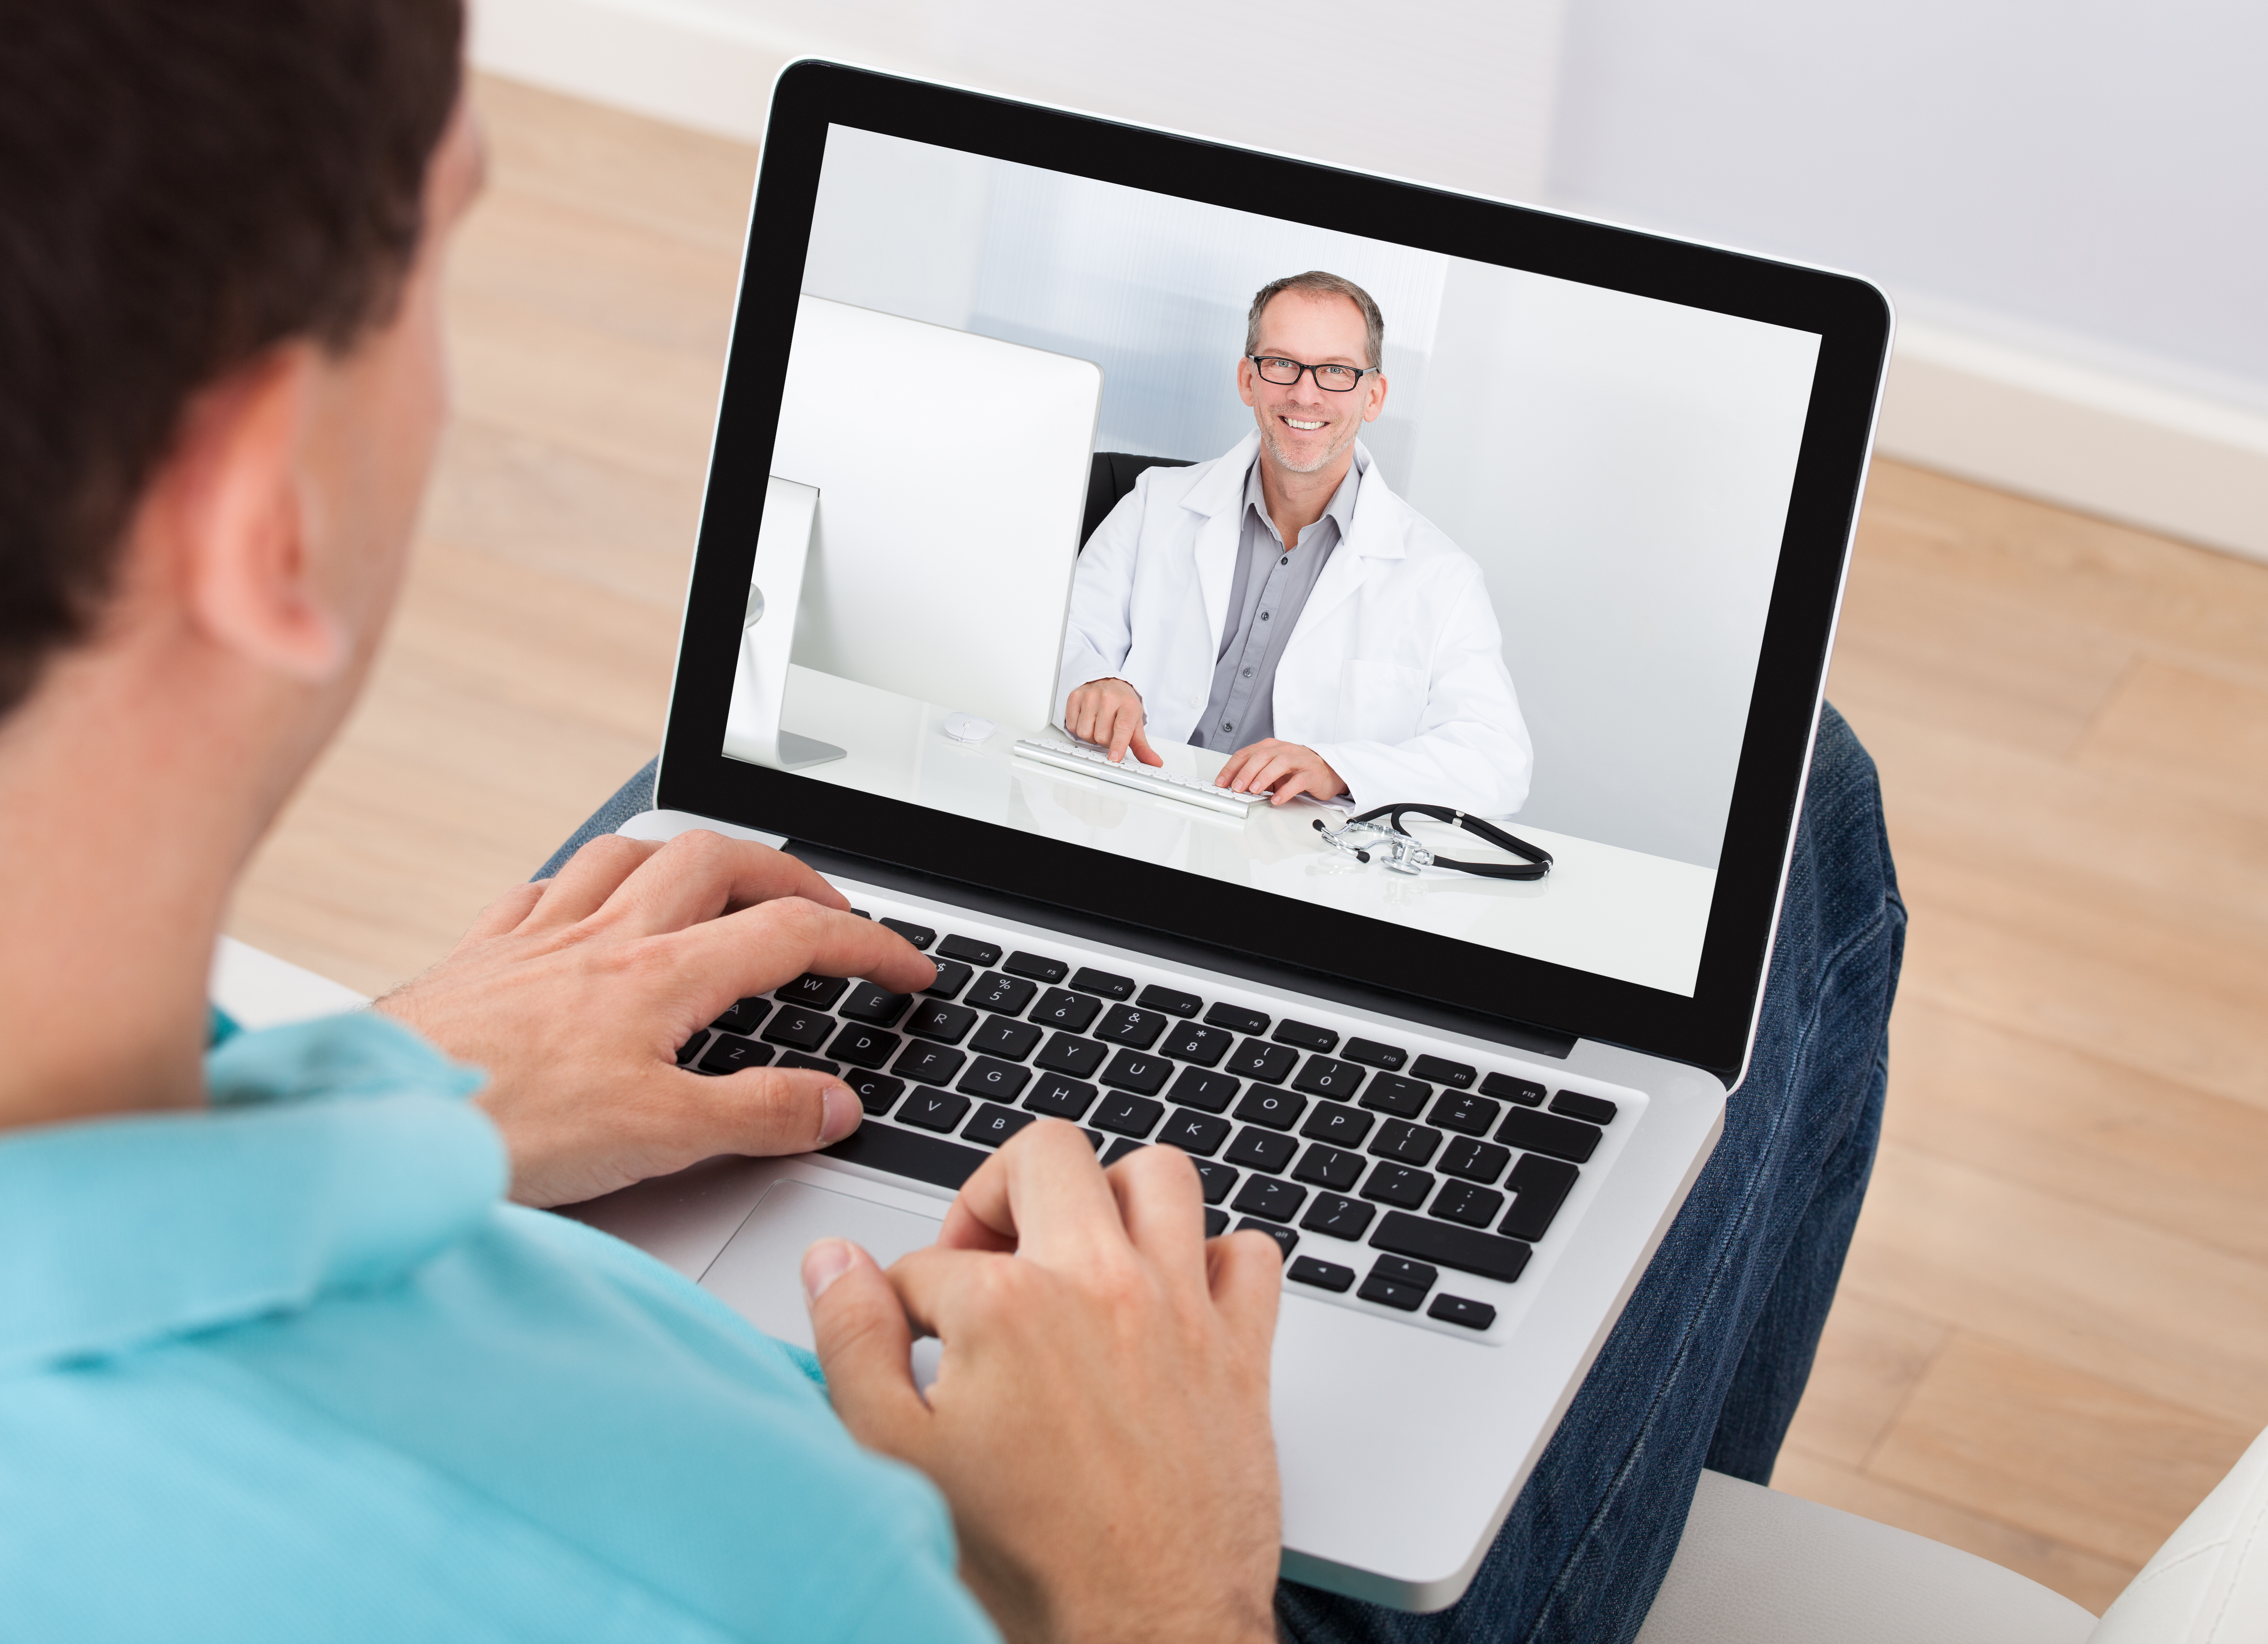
[1216,738,1348,805]
[375,831,935,1208]
[807,1125,1283,1644]
[1062,677,1161,767]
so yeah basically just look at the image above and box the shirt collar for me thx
[0,1013,501,1374]
[1243,445,1367,548]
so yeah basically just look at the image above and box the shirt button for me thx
[1260,611,1270,622]
[1280,555,1289,566]
[1242,668,1253,678]
[1222,722,1233,732]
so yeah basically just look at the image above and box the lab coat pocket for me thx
[1336,659,1428,744]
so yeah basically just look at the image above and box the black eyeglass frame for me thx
[1245,353,1380,392]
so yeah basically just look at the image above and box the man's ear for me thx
[1362,371,1389,424]
[155,344,349,682]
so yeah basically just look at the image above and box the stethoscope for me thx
[1312,804,1554,880]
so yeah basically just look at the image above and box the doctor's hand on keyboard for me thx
[1062,675,1161,767]
[804,1122,1284,1644]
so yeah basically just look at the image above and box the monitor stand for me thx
[725,476,847,770]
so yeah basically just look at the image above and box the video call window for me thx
[723,124,1821,999]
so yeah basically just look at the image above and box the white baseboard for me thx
[468,0,2268,567]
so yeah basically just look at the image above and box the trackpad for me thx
[699,1179,945,1352]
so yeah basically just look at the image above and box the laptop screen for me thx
[663,65,1888,1073]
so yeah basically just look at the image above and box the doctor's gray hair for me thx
[1245,272,1385,370]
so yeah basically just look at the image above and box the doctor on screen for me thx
[1055,270,1532,816]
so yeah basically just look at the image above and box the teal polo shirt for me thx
[0,1013,999,1644]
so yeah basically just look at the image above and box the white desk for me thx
[751,667,1716,995]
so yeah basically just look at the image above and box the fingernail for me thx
[818,1084,860,1146]
[803,1237,855,1304]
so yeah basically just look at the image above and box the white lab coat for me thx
[1055,433,1533,816]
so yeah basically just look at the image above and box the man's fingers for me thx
[937,1120,1128,1267]
[1106,700,1139,763]
[1106,1143,1208,1272]
[674,896,937,1002]
[1129,721,1164,768]
[591,831,850,938]
[696,1066,862,1155]
[805,1240,929,1457]
[1207,1229,1287,1345]
[1215,749,1254,791]
[521,833,663,929]
[462,880,546,945]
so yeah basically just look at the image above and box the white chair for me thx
[1637,1428,2268,1643]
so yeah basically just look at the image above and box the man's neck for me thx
[0,645,275,1131]
[1257,442,1356,551]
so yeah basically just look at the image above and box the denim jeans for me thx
[549,704,1904,1644]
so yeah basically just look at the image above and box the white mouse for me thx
[942,712,995,745]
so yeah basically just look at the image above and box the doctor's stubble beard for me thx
[1259,410,1361,477]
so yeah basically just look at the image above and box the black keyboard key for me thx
[1496,1106,1603,1164]
[937,934,1002,968]
[1552,1090,1620,1125]
[1370,1212,1531,1283]
[850,909,871,919]
[1500,1153,1581,1241]
[969,1017,1043,1061]
[1226,1040,1298,1084]
[1371,1119,1444,1168]
[1429,1092,1500,1137]
[1137,984,1201,1017]
[1235,1218,1298,1260]
[1371,1254,1438,1290]
[1291,1055,1365,1102]
[902,1000,977,1045]
[1082,1128,1106,1152]
[963,1103,1035,1148]
[1358,1272,1428,1312]
[1292,1143,1365,1192]
[1159,1021,1232,1066]
[1441,1137,1511,1184]
[1102,1137,1146,1165]
[712,997,768,1035]
[1481,1072,1546,1106]
[923,960,974,999]
[1095,1005,1166,1049]
[760,1007,836,1052]
[1034,1032,1108,1077]
[1029,988,1103,1033]
[1233,1086,1307,1131]
[1273,1019,1338,1053]
[1204,1002,1269,1035]
[1093,1093,1165,1139]
[893,1041,966,1085]
[837,983,912,1027]
[1410,1054,1476,1089]
[1068,966,1134,1000]
[1298,1193,1376,1240]
[1232,1175,1308,1224]
[1341,1037,1406,1071]
[1430,1180,1505,1229]
[955,1057,1032,1103]
[899,1086,972,1133]
[1100,1049,1171,1096]
[1204,1208,1229,1237]
[697,1033,773,1075]
[878,917,935,951]
[777,974,851,1011]
[845,1071,905,1116]
[825,1024,902,1070]
[1359,1073,1433,1118]
[967,972,1038,1016]
[1193,1160,1238,1204]
[1299,1101,1374,1148]
[1024,1074,1099,1121]
[1429,1294,1497,1330]
[1225,1127,1297,1174]
[1157,1109,1231,1155]
[1287,1255,1355,1292]
[675,1031,710,1067]
[1167,1066,1240,1113]
[1361,1162,1435,1208]
[820,1120,984,1189]
[1003,950,1068,983]
[775,1051,840,1074]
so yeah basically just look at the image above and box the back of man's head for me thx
[0,0,463,720]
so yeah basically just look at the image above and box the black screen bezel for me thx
[654,61,1889,1079]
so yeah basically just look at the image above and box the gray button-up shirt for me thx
[1189,457,1362,751]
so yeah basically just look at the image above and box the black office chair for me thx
[1082,451,1195,549]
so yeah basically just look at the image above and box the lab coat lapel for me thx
[1290,442,1405,641]
[1185,433,1258,654]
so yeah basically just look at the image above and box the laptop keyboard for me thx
[674,908,1635,1340]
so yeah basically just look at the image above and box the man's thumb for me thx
[804,1239,926,1450]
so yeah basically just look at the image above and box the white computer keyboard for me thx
[1013,738,1271,817]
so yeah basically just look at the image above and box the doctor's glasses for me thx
[1247,354,1380,392]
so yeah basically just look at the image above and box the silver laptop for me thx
[566,61,1890,1612]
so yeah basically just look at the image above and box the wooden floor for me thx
[228,75,2268,1613]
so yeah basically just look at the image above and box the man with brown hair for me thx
[1057,270,1532,815]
